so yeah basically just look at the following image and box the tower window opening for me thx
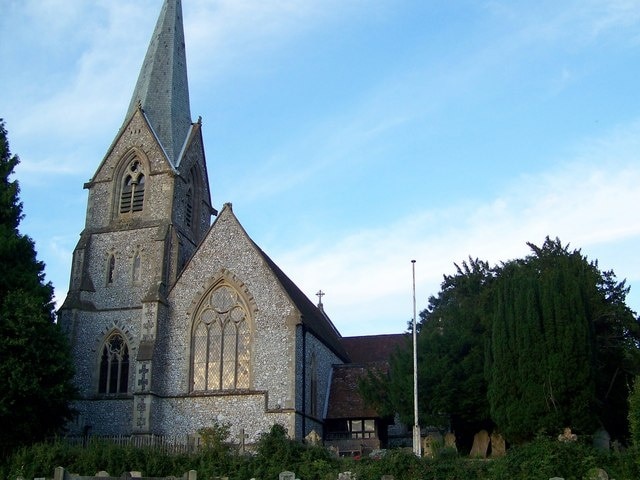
[98,332,130,394]
[119,159,146,214]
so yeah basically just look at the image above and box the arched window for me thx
[119,159,145,214]
[191,284,250,392]
[107,254,116,284]
[98,332,130,394]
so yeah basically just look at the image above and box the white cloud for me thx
[273,121,640,335]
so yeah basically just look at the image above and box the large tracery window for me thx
[191,284,250,392]
[98,332,130,394]
[119,159,145,214]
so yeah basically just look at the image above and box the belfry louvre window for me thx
[191,284,250,391]
[119,160,145,213]
[98,332,130,394]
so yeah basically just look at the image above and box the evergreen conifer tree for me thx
[0,119,75,453]
[486,237,638,442]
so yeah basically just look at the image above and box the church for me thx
[58,0,406,451]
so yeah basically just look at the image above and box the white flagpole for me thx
[412,259,421,457]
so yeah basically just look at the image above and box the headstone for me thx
[592,429,610,451]
[279,471,295,480]
[381,476,394,480]
[338,472,355,480]
[469,430,490,458]
[490,432,506,457]
[422,432,443,459]
[558,427,577,442]
[585,467,609,480]
[96,471,110,477]
[130,472,142,478]
[54,466,66,480]
[444,432,457,451]
[305,429,321,445]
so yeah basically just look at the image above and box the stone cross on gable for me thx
[316,290,325,310]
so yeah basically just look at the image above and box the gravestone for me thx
[238,428,250,454]
[585,467,609,480]
[422,432,443,459]
[558,427,577,442]
[490,432,506,457]
[305,429,321,445]
[592,429,610,451]
[96,472,110,477]
[338,472,355,480]
[444,432,457,451]
[469,430,490,458]
[381,475,395,480]
[279,471,295,480]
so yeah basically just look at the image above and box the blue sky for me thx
[1,0,639,336]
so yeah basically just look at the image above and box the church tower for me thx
[59,0,214,435]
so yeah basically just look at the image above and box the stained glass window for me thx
[191,284,250,391]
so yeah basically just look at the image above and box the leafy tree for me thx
[0,119,76,453]
[416,258,495,449]
[363,236,639,446]
[486,237,639,442]
[629,376,640,448]
[359,258,495,451]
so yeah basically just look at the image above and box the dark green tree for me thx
[359,258,495,451]
[362,237,639,446]
[0,119,76,453]
[416,258,495,449]
[486,237,639,442]
[629,376,640,448]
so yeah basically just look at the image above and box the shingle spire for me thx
[125,0,191,165]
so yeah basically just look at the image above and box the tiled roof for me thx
[125,0,192,165]
[342,333,408,364]
[251,242,350,362]
[326,334,409,420]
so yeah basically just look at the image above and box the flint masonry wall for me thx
[156,206,304,439]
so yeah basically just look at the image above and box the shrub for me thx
[489,436,600,480]
[629,375,640,448]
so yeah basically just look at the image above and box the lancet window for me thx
[132,251,142,285]
[191,283,250,392]
[98,332,130,394]
[107,254,116,284]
